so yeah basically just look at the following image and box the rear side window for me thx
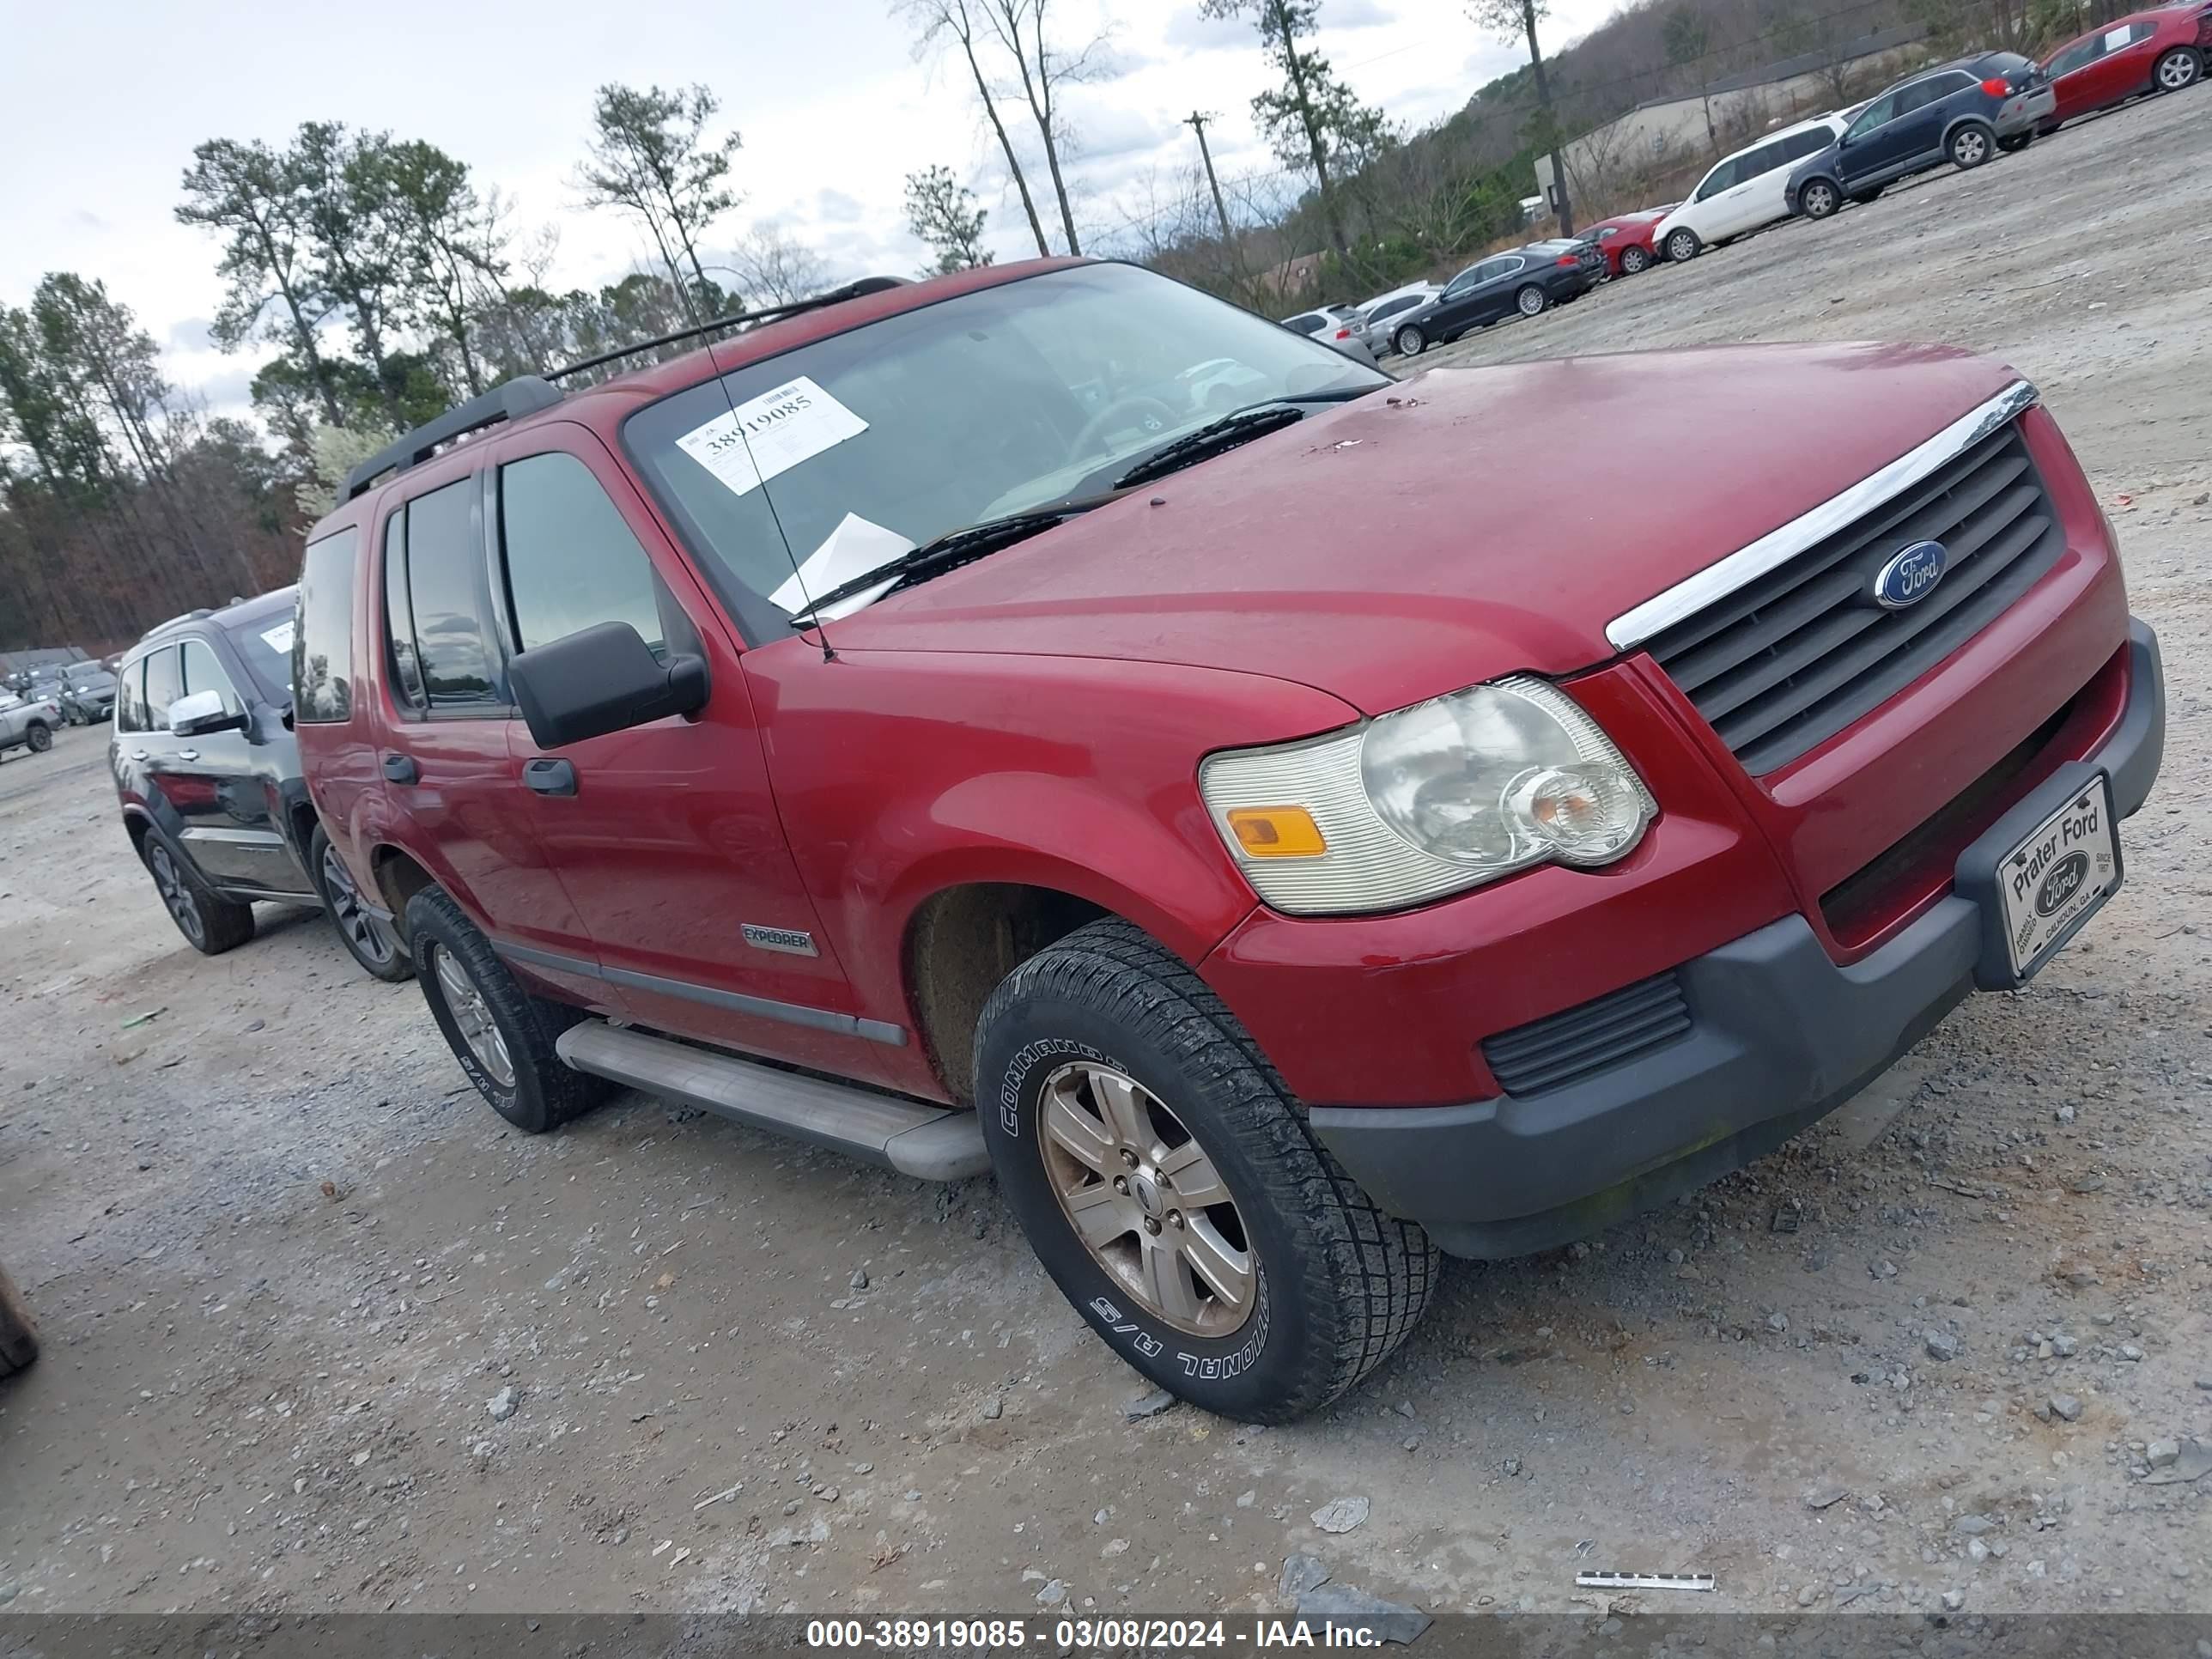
[394,479,502,711]
[295,527,359,723]
[141,646,184,732]
[114,659,149,733]
[1785,127,1834,161]
[1283,313,1325,333]
[498,453,668,655]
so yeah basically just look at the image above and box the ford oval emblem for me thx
[1872,540,1948,609]
[2035,850,2090,917]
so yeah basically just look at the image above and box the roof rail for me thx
[339,276,907,503]
[140,607,216,641]
[544,276,908,385]
[343,375,565,500]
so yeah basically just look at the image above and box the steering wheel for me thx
[1071,395,1181,461]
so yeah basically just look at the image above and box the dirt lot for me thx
[2,89,2208,1628]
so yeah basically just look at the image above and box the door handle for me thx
[176,749,199,762]
[382,753,419,785]
[522,758,577,797]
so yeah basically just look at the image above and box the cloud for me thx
[167,316,217,352]
[1065,104,1178,163]
[1321,0,1396,27]
[814,187,866,226]
[1162,8,1249,50]
[189,367,258,410]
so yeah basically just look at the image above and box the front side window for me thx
[1694,157,1738,199]
[624,264,1381,632]
[141,647,184,732]
[399,480,501,710]
[179,639,242,715]
[499,452,668,655]
[384,512,427,711]
[295,526,358,723]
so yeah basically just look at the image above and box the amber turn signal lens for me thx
[1225,806,1327,859]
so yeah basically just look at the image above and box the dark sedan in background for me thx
[58,663,118,725]
[1387,239,1606,356]
[1787,52,2053,221]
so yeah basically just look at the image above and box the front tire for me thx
[25,722,52,753]
[1393,324,1426,357]
[0,1262,38,1377]
[1664,227,1701,263]
[1799,178,1840,219]
[142,830,254,955]
[1948,121,1994,169]
[308,826,411,982]
[1618,245,1651,275]
[2154,46,2202,91]
[1515,284,1549,318]
[975,919,1439,1424]
[405,887,610,1134]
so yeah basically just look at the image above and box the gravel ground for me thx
[2,88,2208,1626]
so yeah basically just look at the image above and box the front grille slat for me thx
[1647,422,2063,775]
[1482,970,1692,1096]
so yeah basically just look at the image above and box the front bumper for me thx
[1310,619,2165,1260]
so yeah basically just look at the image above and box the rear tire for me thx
[974,919,1440,1424]
[0,1262,38,1377]
[1799,178,1840,219]
[1515,284,1549,318]
[405,887,611,1134]
[2154,46,2202,91]
[1664,227,1701,263]
[1996,131,2033,153]
[142,830,254,956]
[308,826,412,982]
[1849,185,1886,204]
[1948,121,1994,169]
[1618,245,1651,275]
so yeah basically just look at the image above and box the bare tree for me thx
[894,0,1052,257]
[721,224,835,307]
[575,83,744,319]
[1469,0,1574,235]
[975,0,1107,255]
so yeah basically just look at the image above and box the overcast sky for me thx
[0,0,1625,419]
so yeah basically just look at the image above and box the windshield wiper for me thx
[1109,388,1372,491]
[787,495,1116,624]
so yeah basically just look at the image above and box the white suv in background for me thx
[1652,112,1853,263]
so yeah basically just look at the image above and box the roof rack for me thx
[344,376,563,500]
[543,275,908,384]
[341,275,908,503]
[139,607,216,641]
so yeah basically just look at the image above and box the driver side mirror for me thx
[167,690,247,738]
[507,621,709,751]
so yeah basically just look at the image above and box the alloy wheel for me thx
[1039,1060,1255,1337]
[147,842,204,946]
[432,944,515,1089]
[1804,182,1837,218]
[1668,230,1697,262]
[1517,287,1547,316]
[2157,51,2199,89]
[322,844,398,967]
[1954,129,1990,166]
[1620,247,1649,274]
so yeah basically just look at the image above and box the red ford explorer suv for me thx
[295,260,2164,1422]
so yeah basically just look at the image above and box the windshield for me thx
[624,264,1386,629]
[225,615,296,704]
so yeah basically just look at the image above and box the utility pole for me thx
[1185,112,1236,245]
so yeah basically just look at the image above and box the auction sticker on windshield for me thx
[260,620,295,656]
[676,376,867,497]
[1996,776,2118,978]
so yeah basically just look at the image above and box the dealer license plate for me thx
[1996,776,2118,978]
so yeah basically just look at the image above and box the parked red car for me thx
[2039,3,2209,128]
[1581,207,1674,276]
[295,259,2164,1423]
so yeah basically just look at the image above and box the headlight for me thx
[1199,676,1655,916]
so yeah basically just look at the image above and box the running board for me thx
[555,1021,988,1182]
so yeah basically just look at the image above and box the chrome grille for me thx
[1643,419,2063,775]
[1481,970,1692,1097]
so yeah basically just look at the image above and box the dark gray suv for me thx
[1787,52,2055,220]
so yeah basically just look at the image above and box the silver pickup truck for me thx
[0,691,61,759]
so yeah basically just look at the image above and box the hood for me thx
[822,342,2027,716]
